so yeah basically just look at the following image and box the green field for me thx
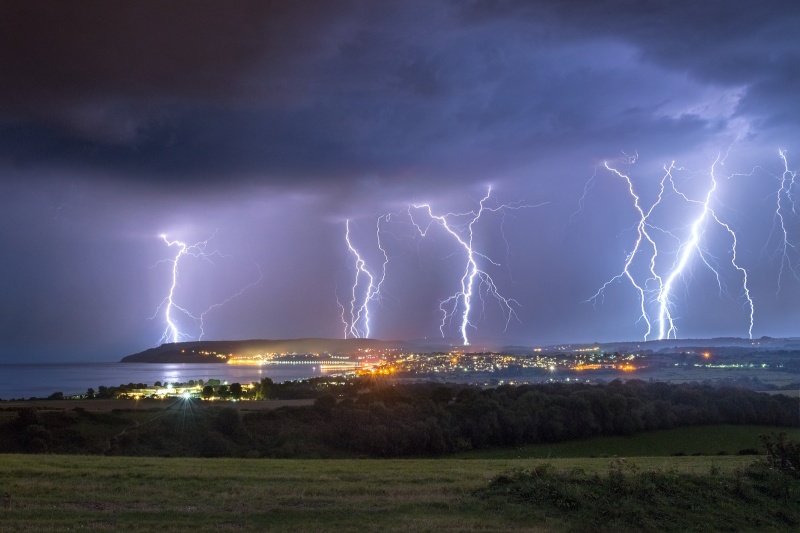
[2,413,799,531]
[456,424,800,459]
[0,453,763,532]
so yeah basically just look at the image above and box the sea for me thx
[0,363,330,400]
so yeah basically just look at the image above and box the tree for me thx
[14,408,39,429]
[761,432,800,476]
[230,383,243,400]
[430,386,453,404]
[86,388,95,399]
[214,408,241,436]
[314,393,336,413]
[21,424,51,453]
[257,377,274,400]
[217,385,229,399]
[202,385,214,399]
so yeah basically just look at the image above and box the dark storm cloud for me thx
[0,0,343,107]
[0,0,350,168]
[460,0,800,125]
[3,0,789,190]
[2,0,799,364]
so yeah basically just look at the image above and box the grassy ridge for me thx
[0,454,758,532]
[480,460,800,531]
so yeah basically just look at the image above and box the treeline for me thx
[196,377,360,400]
[263,380,799,457]
[32,376,353,401]
[1,380,797,458]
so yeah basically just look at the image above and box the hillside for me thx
[119,337,408,363]
[120,336,800,363]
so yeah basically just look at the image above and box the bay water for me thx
[0,362,328,399]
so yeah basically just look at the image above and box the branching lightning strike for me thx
[339,216,390,339]
[656,155,754,340]
[586,159,668,339]
[729,150,799,297]
[152,233,262,344]
[586,154,754,340]
[771,150,799,293]
[408,187,540,345]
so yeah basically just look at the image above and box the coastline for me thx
[0,398,314,411]
[0,362,326,400]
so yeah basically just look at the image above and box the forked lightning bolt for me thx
[152,233,262,344]
[656,155,754,339]
[771,150,799,293]
[587,154,754,340]
[409,187,540,345]
[339,217,389,339]
[586,160,670,339]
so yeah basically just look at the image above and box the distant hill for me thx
[585,337,800,353]
[120,338,409,363]
[121,336,800,363]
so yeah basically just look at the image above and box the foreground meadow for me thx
[0,453,788,532]
[2,380,798,530]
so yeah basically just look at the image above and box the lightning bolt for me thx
[197,264,263,340]
[339,216,389,339]
[586,159,669,340]
[656,155,754,339]
[771,150,799,293]
[587,153,755,340]
[567,167,599,227]
[151,233,262,344]
[408,187,539,345]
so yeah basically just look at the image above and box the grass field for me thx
[455,424,800,459]
[2,421,798,531]
[0,454,766,532]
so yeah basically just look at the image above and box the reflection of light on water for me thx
[162,365,182,384]
[319,363,360,374]
[2,362,342,399]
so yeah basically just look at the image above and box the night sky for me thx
[1,0,799,362]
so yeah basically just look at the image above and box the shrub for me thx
[761,432,800,477]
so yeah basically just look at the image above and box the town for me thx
[86,344,798,402]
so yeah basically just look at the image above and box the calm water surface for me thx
[0,363,328,399]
